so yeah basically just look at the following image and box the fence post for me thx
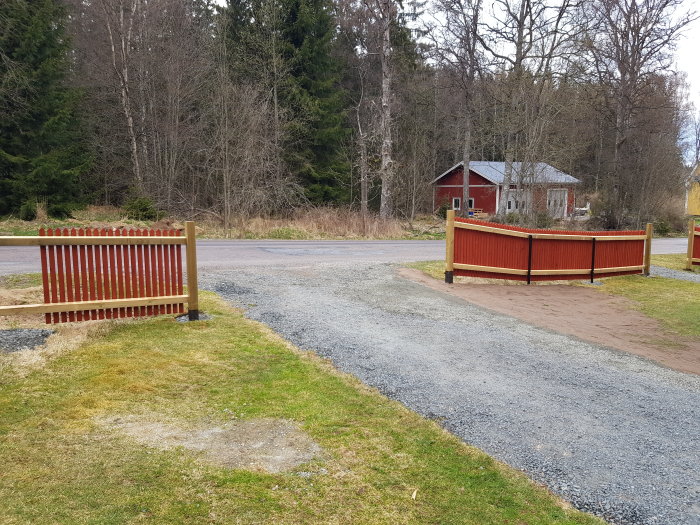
[445,209,455,284]
[687,218,695,271]
[643,223,653,276]
[526,235,533,285]
[590,237,596,283]
[185,221,199,320]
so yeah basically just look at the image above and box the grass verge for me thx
[407,261,699,339]
[0,292,600,524]
[589,275,700,338]
[650,253,699,272]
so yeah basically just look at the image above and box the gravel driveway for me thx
[202,263,700,525]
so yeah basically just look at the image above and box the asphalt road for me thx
[0,237,688,275]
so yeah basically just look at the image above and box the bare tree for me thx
[581,0,695,226]
[429,0,483,217]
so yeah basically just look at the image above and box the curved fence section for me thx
[445,212,650,284]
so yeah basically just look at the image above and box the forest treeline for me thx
[0,0,696,229]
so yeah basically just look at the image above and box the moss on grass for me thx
[0,293,601,524]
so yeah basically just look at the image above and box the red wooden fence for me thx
[445,213,650,283]
[690,225,700,267]
[38,228,185,324]
[0,222,198,323]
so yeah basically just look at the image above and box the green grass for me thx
[650,253,699,272]
[0,292,601,524]
[591,275,700,338]
[0,273,43,289]
[405,260,444,280]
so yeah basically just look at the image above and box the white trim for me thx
[435,184,495,188]
[452,197,461,210]
[431,162,501,185]
[495,185,500,214]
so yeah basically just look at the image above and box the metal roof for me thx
[432,161,580,185]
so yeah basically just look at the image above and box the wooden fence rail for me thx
[0,221,199,323]
[445,211,651,284]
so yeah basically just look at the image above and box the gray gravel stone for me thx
[0,329,53,353]
[175,313,213,323]
[201,263,700,525]
[650,265,700,284]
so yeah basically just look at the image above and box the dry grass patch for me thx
[0,292,602,524]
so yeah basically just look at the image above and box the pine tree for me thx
[223,0,350,204]
[280,0,350,203]
[0,0,91,217]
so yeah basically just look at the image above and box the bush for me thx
[534,212,554,228]
[653,218,671,237]
[435,203,449,220]
[124,197,164,221]
[48,203,73,219]
[19,200,36,221]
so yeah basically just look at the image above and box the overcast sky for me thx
[676,9,700,110]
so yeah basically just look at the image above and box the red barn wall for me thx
[434,168,498,213]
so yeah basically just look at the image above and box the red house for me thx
[432,161,580,218]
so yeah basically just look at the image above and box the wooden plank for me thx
[452,221,645,241]
[0,295,189,316]
[643,223,653,276]
[175,230,184,314]
[530,268,590,276]
[445,210,455,277]
[453,263,643,277]
[39,228,51,324]
[136,229,146,317]
[453,221,530,238]
[156,229,166,315]
[86,228,97,321]
[453,263,529,276]
[47,229,59,323]
[687,219,695,271]
[185,221,199,319]
[0,236,187,246]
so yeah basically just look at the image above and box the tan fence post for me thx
[185,221,199,320]
[445,209,455,283]
[687,218,695,271]
[643,222,653,276]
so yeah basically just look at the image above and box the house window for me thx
[507,200,512,210]
[468,198,475,209]
[452,197,461,210]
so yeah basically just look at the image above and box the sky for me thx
[677,11,700,111]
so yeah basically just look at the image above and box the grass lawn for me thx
[591,275,700,338]
[0,291,600,524]
[407,261,700,340]
[650,253,699,272]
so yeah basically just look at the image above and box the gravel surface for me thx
[202,263,700,525]
[0,329,53,353]
[650,265,700,284]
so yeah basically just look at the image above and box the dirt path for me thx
[400,268,700,376]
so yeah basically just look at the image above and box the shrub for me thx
[534,212,554,228]
[48,203,73,219]
[19,200,36,221]
[435,203,450,220]
[124,197,164,221]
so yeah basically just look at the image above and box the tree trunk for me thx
[462,116,471,216]
[378,0,393,219]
